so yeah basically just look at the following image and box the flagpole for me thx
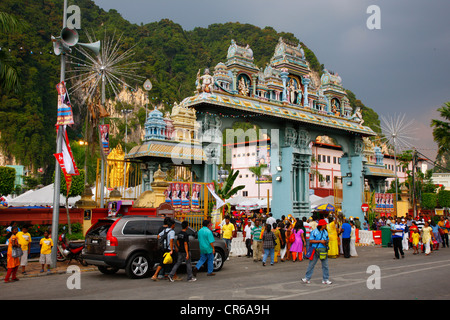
[50,0,68,268]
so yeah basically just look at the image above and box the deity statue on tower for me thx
[196,68,214,94]
[238,77,249,96]
[351,107,364,125]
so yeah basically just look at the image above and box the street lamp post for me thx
[50,0,68,268]
[121,109,132,190]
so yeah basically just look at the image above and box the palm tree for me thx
[213,169,245,201]
[0,12,24,94]
[248,164,267,200]
[431,102,450,156]
[212,169,245,216]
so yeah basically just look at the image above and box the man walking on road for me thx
[251,219,263,262]
[221,216,235,257]
[302,219,332,285]
[391,218,405,259]
[193,220,216,277]
[168,220,196,282]
[243,219,253,258]
[341,219,351,258]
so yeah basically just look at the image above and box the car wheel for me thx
[125,252,152,279]
[98,266,119,275]
[213,249,225,272]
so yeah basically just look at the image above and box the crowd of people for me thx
[240,212,359,264]
[3,223,54,283]
[238,212,337,284]
[373,214,450,258]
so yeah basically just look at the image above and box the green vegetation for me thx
[0,0,379,185]
[0,166,15,195]
[431,102,450,168]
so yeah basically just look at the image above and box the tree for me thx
[248,164,267,200]
[0,166,15,196]
[213,169,245,201]
[0,11,24,94]
[437,190,450,208]
[421,193,437,210]
[431,102,450,156]
[212,169,245,215]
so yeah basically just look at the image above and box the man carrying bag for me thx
[302,219,332,285]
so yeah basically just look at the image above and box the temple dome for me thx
[145,107,167,140]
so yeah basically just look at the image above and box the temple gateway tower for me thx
[129,38,376,221]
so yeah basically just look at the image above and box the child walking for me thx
[412,229,420,255]
[39,230,53,274]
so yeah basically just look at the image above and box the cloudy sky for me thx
[93,0,450,161]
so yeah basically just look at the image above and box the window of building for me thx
[242,191,248,197]
[327,156,330,163]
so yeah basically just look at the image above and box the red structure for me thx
[0,207,157,227]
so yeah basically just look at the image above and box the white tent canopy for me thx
[7,183,85,207]
[310,195,335,210]
[225,195,248,206]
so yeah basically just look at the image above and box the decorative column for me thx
[302,76,310,107]
[252,74,257,97]
[232,71,238,93]
[272,126,312,219]
[280,69,289,103]
[340,137,365,221]
[141,161,158,192]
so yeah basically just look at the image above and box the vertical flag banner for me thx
[99,124,110,157]
[181,183,190,213]
[191,183,201,212]
[172,182,181,211]
[54,126,79,196]
[165,184,173,205]
[56,81,74,126]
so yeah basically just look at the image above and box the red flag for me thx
[54,152,73,196]
[54,126,79,196]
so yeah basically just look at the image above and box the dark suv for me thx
[81,216,229,279]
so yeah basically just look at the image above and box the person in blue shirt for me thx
[391,218,405,259]
[341,219,352,258]
[302,219,332,285]
[193,220,216,277]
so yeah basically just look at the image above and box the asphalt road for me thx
[2,245,450,303]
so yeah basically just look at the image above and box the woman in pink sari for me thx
[290,220,306,262]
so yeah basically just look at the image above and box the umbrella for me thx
[315,203,335,212]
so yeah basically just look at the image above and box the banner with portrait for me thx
[56,81,74,126]
[99,124,110,157]
[191,183,202,212]
[164,182,206,213]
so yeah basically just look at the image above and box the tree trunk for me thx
[66,197,72,235]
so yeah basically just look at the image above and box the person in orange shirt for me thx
[4,226,20,283]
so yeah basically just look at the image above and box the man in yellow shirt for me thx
[221,216,235,258]
[16,225,32,275]
[39,230,54,274]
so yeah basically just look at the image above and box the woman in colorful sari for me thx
[327,216,339,258]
